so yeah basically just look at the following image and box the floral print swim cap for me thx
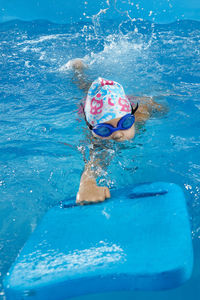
[84,77,132,125]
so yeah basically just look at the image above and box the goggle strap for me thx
[131,102,139,114]
[81,103,93,130]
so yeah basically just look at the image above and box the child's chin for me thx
[116,137,134,142]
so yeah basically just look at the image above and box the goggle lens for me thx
[94,126,112,137]
[93,115,135,137]
[121,115,135,129]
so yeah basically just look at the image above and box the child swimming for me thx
[70,59,164,205]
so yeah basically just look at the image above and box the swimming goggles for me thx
[82,103,139,137]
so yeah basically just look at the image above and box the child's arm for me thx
[70,59,91,92]
[71,59,111,205]
[76,160,110,205]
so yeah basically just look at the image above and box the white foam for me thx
[59,60,74,71]
[39,51,46,60]
[18,34,67,45]
[24,61,31,68]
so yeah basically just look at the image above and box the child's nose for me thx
[112,131,123,140]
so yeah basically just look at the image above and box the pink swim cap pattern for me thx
[84,77,132,125]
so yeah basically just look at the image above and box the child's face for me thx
[92,117,136,142]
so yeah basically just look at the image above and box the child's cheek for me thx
[124,125,135,140]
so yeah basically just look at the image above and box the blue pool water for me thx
[0,14,200,299]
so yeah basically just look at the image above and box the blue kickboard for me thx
[4,182,193,299]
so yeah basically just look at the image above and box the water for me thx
[0,17,200,299]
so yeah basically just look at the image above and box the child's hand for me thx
[76,181,110,205]
[70,58,88,72]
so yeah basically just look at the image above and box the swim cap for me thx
[84,77,132,125]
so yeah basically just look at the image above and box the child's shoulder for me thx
[130,96,165,123]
